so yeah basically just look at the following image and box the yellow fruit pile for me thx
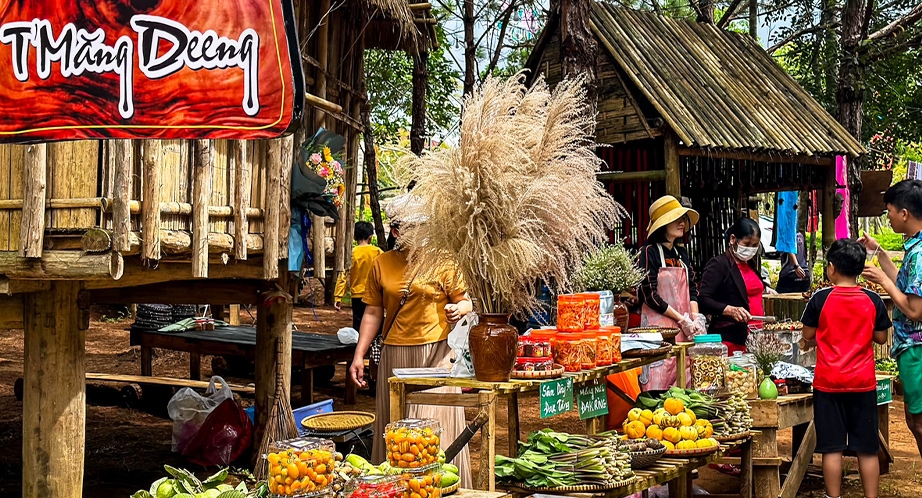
[622,398,719,451]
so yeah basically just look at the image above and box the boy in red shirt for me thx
[801,239,891,498]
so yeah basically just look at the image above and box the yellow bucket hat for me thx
[647,195,699,235]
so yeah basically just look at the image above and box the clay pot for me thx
[613,295,630,332]
[469,313,518,382]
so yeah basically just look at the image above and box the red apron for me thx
[639,244,692,391]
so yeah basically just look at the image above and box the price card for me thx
[539,377,574,419]
[577,379,610,420]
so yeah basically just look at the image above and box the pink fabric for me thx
[738,262,765,329]
[724,341,747,355]
[640,265,691,391]
[836,156,851,239]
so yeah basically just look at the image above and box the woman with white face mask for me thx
[698,217,769,354]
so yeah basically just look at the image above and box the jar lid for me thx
[530,329,557,340]
[693,334,723,343]
[516,356,553,362]
[599,326,621,334]
[555,332,583,339]
[557,294,585,302]
[577,293,601,302]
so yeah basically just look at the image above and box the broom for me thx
[255,339,300,481]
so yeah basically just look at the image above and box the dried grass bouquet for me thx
[746,332,788,377]
[394,73,626,316]
[575,244,646,295]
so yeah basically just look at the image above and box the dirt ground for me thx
[0,304,919,497]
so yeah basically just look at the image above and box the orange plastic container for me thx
[579,293,601,330]
[595,329,613,367]
[579,332,598,370]
[553,332,584,372]
[556,294,585,333]
[530,329,557,358]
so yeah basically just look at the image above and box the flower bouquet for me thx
[307,145,346,208]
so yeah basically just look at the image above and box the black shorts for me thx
[813,389,879,454]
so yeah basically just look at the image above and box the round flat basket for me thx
[714,431,751,442]
[513,477,637,493]
[301,411,376,432]
[630,446,667,469]
[441,483,460,495]
[663,446,720,458]
[510,364,565,380]
[623,343,673,358]
[628,327,680,344]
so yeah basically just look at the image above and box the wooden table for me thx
[749,394,815,498]
[129,325,357,405]
[452,489,510,498]
[388,345,690,491]
[502,438,753,498]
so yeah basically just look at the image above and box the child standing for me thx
[334,222,384,331]
[801,239,891,498]
[862,179,922,460]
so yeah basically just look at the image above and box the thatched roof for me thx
[363,0,436,51]
[580,4,866,157]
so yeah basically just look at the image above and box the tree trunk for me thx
[463,0,475,98]
[749,0,757,38]
[558,0,599,136]
[411,34,429,155]
[836,0,869,238]
[698,0,716,23]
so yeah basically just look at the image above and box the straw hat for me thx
[646,195,699,235]
[385,193,428,225]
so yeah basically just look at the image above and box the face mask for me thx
[734,244,759,261]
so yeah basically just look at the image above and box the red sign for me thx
[0,0,304,142]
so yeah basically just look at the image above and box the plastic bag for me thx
[337,327,359,344]
[448,313,477,378]
[167,376,233,453]
[181,398,253,467]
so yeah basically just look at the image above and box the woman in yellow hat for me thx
[637,195,706,390]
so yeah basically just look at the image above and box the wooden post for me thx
[23,281,85,498]
[112,140,133,253]
[279,135,294,260]
[312,0,331,286]
[20,144,47,258]
[264,140,282,280]
[477,391,497,492]
[192,140,213,278]
[254,275,292,448]
[142,141,162,260]
[664,133,681,198]
[822,163,837,249]
[233,141,250,261]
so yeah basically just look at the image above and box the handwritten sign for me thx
[577,380,609,420]
[539,377,573,419]
[877,377,893,405]
[0,0,304,142]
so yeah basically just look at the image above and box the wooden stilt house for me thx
[2,1,424,496]
[526,4,865,267]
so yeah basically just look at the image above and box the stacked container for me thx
[266,437,337,497]
[384,419,444,498]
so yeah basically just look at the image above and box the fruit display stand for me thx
[387,346,691,490]
[749,394,815,498]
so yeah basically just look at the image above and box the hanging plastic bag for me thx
[181,398,254,467]
[167,376,234,453]
[448,313,477,378]
[337,327,359,344]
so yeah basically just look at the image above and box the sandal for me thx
[708,463,741,477]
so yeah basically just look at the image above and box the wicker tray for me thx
[623,343,673,358]
[714,431,751,442]
[628,327,680,343]
[663,446,720,458]
[629,446,667,469]
[511,364,565,380]
[512,477,637,493]
[441,483,460,495]
[301,411,376,432]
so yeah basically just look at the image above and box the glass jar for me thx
[390,468,443,498]
[579,332,598,370]
[595,329,613,367]
[727,351,758,399]
[383,419,442,469]
[346,475,406,498]
[266,437,336,497]
[531,329,556,358]
[515,356,554,372]
[689,334,728,395]
[595,290,615,327]
[556,294,585,333]
[609,327,622,363]
[579,293,601,330]
[553,332,585,372]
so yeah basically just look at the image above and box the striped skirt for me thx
[373,341,472,488]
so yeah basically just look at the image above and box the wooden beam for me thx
[0,251,123,280]
[254,278,293,450]
[263,140,282,280]
[279,136,294,260]
[20,144,46,258]
[677,146,836,166]
[82,228,262,257]
[664,133,681,197]
[305,92,343,115]
[85,257,265,289]
[192,140,213,278]
[0,294,24,328]
[822,164,837,249]
[23,282,84,498]
[596,170,667,182]
[112,140,133,253]
[89,279,267,305]
[409,2,432,9]
[0,278,49,295]
[142,141,163,260]
[780,422,816,498]
[233,141,251,261]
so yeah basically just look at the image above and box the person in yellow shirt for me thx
[334,221,384,331]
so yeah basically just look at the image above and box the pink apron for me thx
[639,244,692,391]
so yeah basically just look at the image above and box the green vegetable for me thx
[442,463,459,474]
[441,473,460,487]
